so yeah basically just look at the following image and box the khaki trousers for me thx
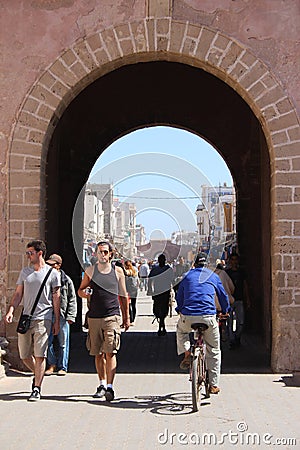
[176,314,221,387]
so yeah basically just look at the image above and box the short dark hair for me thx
[158,254,166,265]
[97,240,113,252]
[194,252,207,267]
[27,240,47,258]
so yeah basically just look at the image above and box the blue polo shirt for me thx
[175,267,230,316]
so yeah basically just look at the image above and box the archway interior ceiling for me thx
[46,60,269,336]
[48,59,265,248]
[53,61,262,188]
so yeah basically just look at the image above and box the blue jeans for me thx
[139,277,148,291]
[47,316,70,371]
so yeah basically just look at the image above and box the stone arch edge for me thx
[7,17,300,372]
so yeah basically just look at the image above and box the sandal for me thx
[179,357,190,370]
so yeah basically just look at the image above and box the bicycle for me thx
[217,311,229,346]
[189,322,210,412]
[217,311,232,350]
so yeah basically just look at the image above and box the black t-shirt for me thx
[149,264,174,295]
[89,265,120,318]
[226,267,247,302]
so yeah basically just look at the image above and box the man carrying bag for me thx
[5,240,61,401]
[17,267,53,334]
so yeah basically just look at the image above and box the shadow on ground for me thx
[0,387,206,415]
[273,374,300,388]
[68,329,271,374]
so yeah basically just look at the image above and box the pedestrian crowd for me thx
[5,239,249,401]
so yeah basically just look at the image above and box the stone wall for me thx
[0,0,299,372]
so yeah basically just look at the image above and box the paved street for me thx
[0,292,299,449]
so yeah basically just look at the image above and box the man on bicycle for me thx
[175,252,230,394]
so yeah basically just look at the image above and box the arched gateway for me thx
[7,18,300,372]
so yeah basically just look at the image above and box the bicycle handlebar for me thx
[217,312,230,320]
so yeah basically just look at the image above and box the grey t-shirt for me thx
[16,264,61,321]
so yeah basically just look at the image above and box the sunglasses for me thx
[25,251,37,256]
[97,250,109,255]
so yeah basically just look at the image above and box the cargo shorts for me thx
[18,319,52,359]
[87,315,121,355]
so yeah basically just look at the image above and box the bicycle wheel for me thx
[199,344,210,398]
[203,358,210,398]
[191,353,201,412]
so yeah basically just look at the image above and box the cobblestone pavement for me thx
[0,292,299,449]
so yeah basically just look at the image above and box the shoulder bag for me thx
[17,267,53,334]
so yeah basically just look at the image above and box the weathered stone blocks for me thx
[3,13,300,373]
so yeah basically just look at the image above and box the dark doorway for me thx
[45,61,271,365]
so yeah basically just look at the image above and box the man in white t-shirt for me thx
[5,240,61,401]
[138,260,150,291]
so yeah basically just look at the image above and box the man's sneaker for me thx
[45,365,56,376]
[209,385,220,394]
[28,387,41,402]
[105,387,115,402]
[93,385,106,398]
[57,369,67,376]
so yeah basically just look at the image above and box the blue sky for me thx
[89,126,233,240]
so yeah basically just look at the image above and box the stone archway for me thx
[8,18,300,372]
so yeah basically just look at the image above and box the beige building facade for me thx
[0,0,299,372]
